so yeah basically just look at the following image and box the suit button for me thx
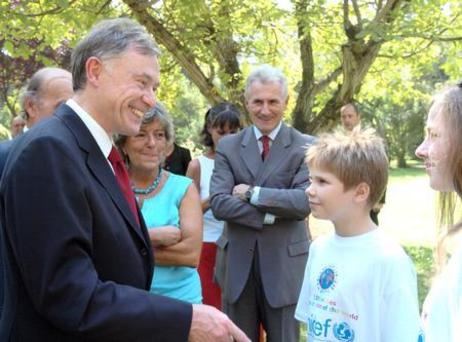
[249,248,254,252]
[140,248,148,256]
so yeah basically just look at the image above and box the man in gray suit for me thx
[210,64,313,342]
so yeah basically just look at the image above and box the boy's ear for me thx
[354,182,370,203]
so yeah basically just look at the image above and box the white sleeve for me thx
[381,255,421,342]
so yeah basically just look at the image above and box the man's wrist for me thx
[244,186,254,202]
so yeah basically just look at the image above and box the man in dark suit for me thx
[0,67,73,319]
[0,141,13,180]
[210,64,313,342]
[0,18,248,342]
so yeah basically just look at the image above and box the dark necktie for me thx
[108,147,139,225]
[260,135,270,161]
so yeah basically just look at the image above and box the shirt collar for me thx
[252,121,282,141]
[66,99,113,158]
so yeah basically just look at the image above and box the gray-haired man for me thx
[0,67,73,174]
[0,18,248,342]
[211,64,313,341]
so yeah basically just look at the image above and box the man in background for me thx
[340,102,386,224]
[21,67,73,129]
[9,116,25,138]
[340,102,361,131]
[0,67,73,174]
[211,64,313,342]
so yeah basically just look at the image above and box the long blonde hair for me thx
[432,85,462,267]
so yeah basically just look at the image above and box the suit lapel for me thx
[240,127,262,180]
[55,106,148,247]
[257,123,292,185]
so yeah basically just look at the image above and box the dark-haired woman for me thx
[187,102,241,309]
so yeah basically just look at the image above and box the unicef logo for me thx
[333,322,355,341]
[318,267,336,290]
[418,331,425,342]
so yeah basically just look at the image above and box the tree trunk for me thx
[124,0,225,105]
[397,155,408,168]
[293,0,405,134]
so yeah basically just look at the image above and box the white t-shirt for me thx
[422,247,462,341]
[198,155,224,242]
[295,229,422,342]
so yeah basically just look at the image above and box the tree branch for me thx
[376,0,384,14]
[301,0,407,133]
[313,67,342,94]
[351,0,363,30]
[200,0,242,104]
[25,0,78,17]
[374,0,402,24]
[392,34,462,42]
[343,0,352,36]
[378,41,433,59]
[295,0,314,84]
[96,0,112,15]
[343,0,360,40]
[291,0,316,130]
[123,0,224,104]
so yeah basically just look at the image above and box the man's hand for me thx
[189,304,250,342]
[232,184,250,201]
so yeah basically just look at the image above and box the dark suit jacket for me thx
[0,138,14,318]
[164,143,191,176]
[0,105,192,341]
[210,124,313,308]
[0,139,14,177]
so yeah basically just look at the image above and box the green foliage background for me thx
[404,245,434,309]
[1,0,462,161]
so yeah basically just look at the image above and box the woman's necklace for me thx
[132,167,163,195]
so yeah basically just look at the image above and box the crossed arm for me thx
[147,183,203,268]
[210,147,311,229]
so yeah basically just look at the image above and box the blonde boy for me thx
[295,128,421,341]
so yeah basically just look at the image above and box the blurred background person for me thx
[22,67,73,130]
[0,67,73,175]
[340,102,361,131]
[340,102,386,224]
[187,102,242,309]
[9,116,25,139]
[116,103,203,303]
[164,139,191,176]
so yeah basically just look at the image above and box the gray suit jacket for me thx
[210,123,314,308]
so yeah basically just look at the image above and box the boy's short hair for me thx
[306,128,388,206]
